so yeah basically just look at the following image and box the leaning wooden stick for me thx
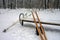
[35,11,47,40]
[3,20,19,32]
[32,12,44,40]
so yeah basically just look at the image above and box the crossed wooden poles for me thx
[32,11,47,40]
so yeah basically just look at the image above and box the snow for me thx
[0,8,60,40]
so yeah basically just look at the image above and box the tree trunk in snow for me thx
[57,0,59,8]
[45,0,46,9]
[16,0,17,9]
[3,0,6,8]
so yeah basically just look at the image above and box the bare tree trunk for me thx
[8,0,9,8]
[10,0,13,9]
[54,0,58,9]
[23,0,25,8]
[57,0,59,8]
[11,3,12,9]
[45,0,47,9]
[6,0,8,8]
[16,0,17,9]
[47,0,49,8]
[3,0,6,8]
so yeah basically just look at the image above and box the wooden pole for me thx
[3,20,19,32]
[32,12,44,40]
[35,11,47,40]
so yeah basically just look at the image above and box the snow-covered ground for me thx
[0,8,60,40]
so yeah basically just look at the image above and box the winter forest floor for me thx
[0,8,60,40]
